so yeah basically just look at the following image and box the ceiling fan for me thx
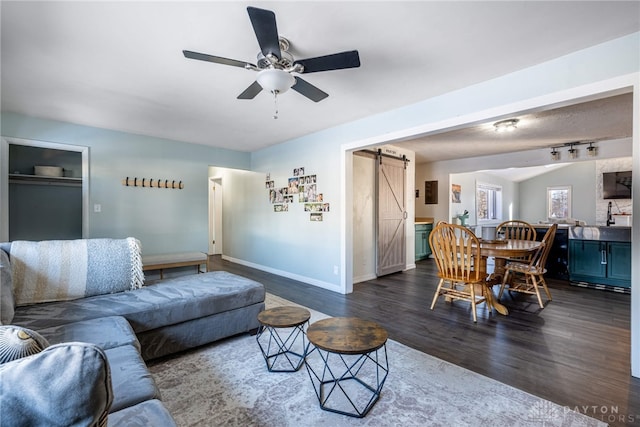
[182,6,360,105]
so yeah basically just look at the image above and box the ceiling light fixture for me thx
[256,69,296,119]
[567,143,578,159]
[493,119,519,133]
[550,148,560,161]
[587,142,597,157]
[256,69,296,94]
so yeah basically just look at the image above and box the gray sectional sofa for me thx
[0,239,265,426]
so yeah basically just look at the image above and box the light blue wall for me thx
[1,113,251,254]
[248,135,343,291]
[519,162,597,225]
[449,171,519,226]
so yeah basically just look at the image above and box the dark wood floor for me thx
[209,256,640,426]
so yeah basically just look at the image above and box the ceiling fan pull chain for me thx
[273,91,279,119]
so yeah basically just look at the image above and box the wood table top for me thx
[307,317,388,355]
[477,239,541,258]
[257,306,310,328]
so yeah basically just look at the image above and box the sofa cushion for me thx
[0,342,113,427]
[0,325,50,364]
[0,248,14,324]
[105,344,160,413]
[108,399,177,427]
[13,271,265,333]
[10,238,144,306]
[38,316,141,352]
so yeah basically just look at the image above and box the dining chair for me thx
[496,220,537,241]
[498,224,557,308]
[496,220,537,264]
[429,223,488,322]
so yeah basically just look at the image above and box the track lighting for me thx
[549,141,597,161]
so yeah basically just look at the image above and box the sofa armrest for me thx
[0,342,113,427]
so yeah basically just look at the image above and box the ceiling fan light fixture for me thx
[494,118,519,133]
[256,69,295,94]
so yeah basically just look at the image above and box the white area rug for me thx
[148,294,604,426]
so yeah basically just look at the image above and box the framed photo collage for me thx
[265,167,329,221]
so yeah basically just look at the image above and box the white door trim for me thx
[208,177,223,255]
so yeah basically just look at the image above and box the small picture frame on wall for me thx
[424,180,438,204]
[451,184,461,203]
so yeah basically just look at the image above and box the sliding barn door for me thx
[376,155,407,276]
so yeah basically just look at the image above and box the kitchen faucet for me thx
[606,201,614,226]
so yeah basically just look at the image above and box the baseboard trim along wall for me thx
[221,255,344,294]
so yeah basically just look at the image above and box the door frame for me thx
[0,136,89,241]
[341,73,639,375]
[208,177,223,255]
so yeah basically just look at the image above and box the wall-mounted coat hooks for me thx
[121,177,184,189]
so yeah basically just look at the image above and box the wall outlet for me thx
[333,265,339,275]
[94,204,101,213]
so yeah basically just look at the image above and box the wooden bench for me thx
[142,252,208,279]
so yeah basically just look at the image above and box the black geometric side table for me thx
[256,306,310,372]
[305,317,389,418]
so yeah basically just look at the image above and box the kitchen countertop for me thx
[415,217,434,225]
[569,225,631,242]
[534,223,573,228]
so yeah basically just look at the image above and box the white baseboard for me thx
[221,255,343,294]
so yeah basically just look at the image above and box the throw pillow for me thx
[0,325,50,364]
[0,342,113,427]
[0,248,14,325]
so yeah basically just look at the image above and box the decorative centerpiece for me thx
[456,210,469,226]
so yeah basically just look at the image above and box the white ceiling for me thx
[2,1,639,160]
[404,92,634,164]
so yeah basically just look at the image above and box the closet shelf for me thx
[9,174,82,187]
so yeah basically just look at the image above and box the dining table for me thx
[476,238,543,315]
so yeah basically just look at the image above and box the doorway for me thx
[208,177,222,255]
[352,148,414,283]
[342,76,638,377]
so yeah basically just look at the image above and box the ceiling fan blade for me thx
[294,50,360,73]
[183,50,255,69]
[237,81,263,100]
[247,7,281,59]
[292,77,329,102]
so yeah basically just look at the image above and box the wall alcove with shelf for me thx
[3,139,88,241]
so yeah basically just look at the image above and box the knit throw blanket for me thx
[11,238,144,307]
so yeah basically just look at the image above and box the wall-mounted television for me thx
[603,171,632,199]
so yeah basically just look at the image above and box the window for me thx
[476,182,502,222]
[547,186,571,219]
